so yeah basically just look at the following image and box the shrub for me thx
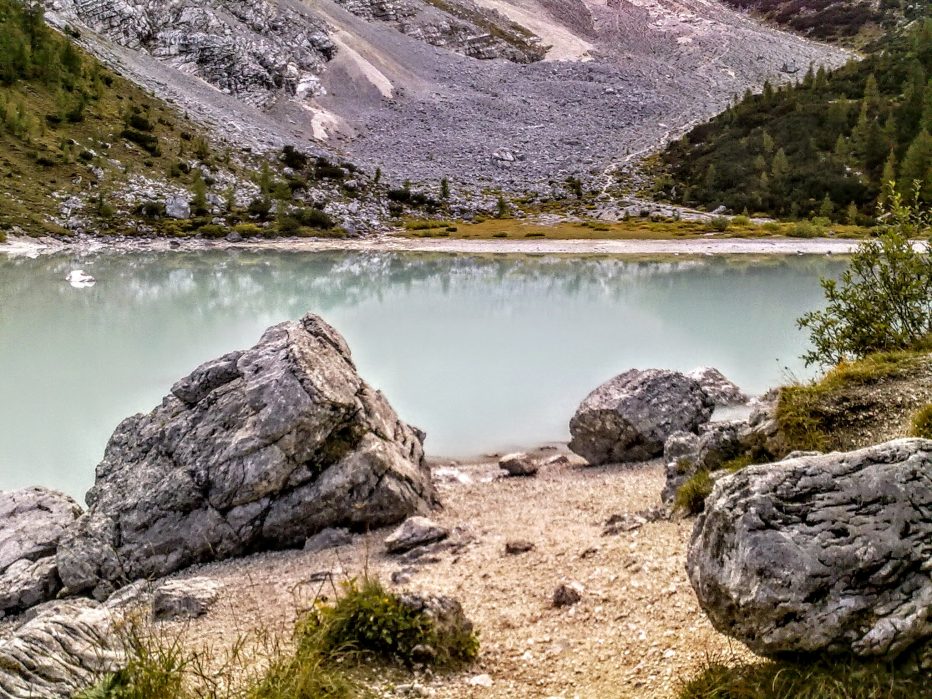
[197,224,226,239]
[281,145,308,170]
[233,223,262,237]
[909,404,932,439]
[308,577,478,668]
[709,216,730,232]
[387,188,412,203]
[120,129,160,156]
[798,192,932,367]
[731,215,751,226]
[125,113,153,132]
[247,197,272,220]
[674,470,713,515]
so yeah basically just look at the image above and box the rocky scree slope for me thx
[40,0,851,195]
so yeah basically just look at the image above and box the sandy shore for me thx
[0,234,863,258]
[154,448,754,699]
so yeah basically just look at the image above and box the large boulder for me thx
[687,438,932,658]
[0,487,83,617]
[569,369,714,465]
[57,314,436,599]
[0,599,122,698]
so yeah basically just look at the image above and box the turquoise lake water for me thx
[0,251,845,500]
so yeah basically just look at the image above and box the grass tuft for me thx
[677,650,931,699]
[909,403,932,439]
[674,470,714,515]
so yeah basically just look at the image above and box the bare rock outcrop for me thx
[569,369,714,465]
[0,599,122,698]
[45,0,335,105]
[687,439,932,658]
[0,488,83,618]
[687,367,748,406]
[661,421,745,505]
[57,314,436,600]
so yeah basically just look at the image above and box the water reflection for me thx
[0,251,845,499]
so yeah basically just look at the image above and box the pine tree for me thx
[846,201,859,225]
[819,194,835,219]
[771,148,789,180]
[899,129,932,201]
[440,177,450,200]
[192,170,208,216]
[862,74,881,116]
[879,152,897,205]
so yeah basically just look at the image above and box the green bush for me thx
[798,192,932,367]
[120,129,160,156]
[709,216,731,232]
[234,223,262,237]
[789,220,820,238]
[197,224,226,239]
[308,577,478,668]
[909,404,932,438]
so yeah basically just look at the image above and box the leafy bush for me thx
[731,215,751,226]
[197,224,226,239]
[798,191,932,367]
[709,216,731,232]
[281,145,308,170]
[125,113,153,132]
[909,404,932,438]
[233,223,262,237]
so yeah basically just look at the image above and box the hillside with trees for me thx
[655,19,931,222]
[721,0,919,44]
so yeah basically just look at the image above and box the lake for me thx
[0,251,845,500]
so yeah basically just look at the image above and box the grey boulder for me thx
[687,438,932,658]
[662,421,745,505]
[152,578,221,621]
[498,453,539,477]
[0,599,122,698]
[385,516,449,554]
[0,487,82,617]
[569,369,714,465]
[57,314,436,599]
[687,367,748,406]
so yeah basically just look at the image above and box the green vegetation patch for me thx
[909,403,932,439]
[75,577,477,699]
[657,20,932,220]
[677,650,931,699]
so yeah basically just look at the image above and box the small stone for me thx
[552,582,583,608]
[391,568,415,585]
[385,516,449,554]
[304,527,352,553]
[498,453,539,477]
[505,540,535,555]
[468,673,494,687]
[151,578,220,621]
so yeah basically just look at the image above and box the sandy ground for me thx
[154,448,755,699]
[0,234,865,258]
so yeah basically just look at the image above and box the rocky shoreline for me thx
[0,233,867,259]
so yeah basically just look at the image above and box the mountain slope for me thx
[39,0,851,195]
[655,20,932,220]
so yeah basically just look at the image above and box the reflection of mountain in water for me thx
[0,251,847,322]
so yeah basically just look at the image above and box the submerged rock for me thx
[687,438,932,659]
[57,314,436,599]
[0,487,82,618]
[569,369,714,465]
[0,599,122,698]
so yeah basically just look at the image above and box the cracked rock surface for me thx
[687,438,932,659]
[0,488,83,618]
[0,599,122,698]
[569,369,714,465]
[56,313,436,599]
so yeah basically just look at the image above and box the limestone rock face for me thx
[687,439,932,658]
[44,0,335,106]
[569,369,714,465]
[57,314,436,598]
[0,600,122,698]
[0,488,83,617]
